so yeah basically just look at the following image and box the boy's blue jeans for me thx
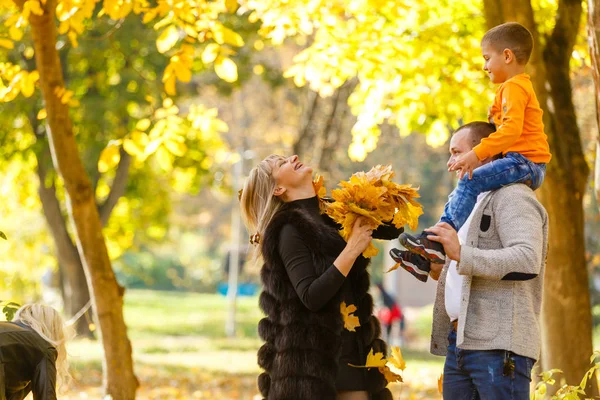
[443,329,535,400]
[440,152,546,231]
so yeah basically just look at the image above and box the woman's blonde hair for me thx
[240,154,286,259]
[14,304,74,391]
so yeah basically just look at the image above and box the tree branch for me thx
[98,147,131,227]
[293,90,320,156]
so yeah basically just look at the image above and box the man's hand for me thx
[449,149,481,180]
[425,223,461,262]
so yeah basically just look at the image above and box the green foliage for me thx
[532,351,600,399]
[0,301,20,321]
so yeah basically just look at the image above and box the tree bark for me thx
[35,137,93,338]
[22,0,138,396]
[589,0,600,206]
[486,0,594,393]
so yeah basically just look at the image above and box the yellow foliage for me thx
[0,64,39,102]
[0,39,14,49]
[157,25,180,54]
[340,301,360,332]
[349,346,408,386]
[388,346,406,371]
[379,365,403,384]
[98,141,122,173]
[325,165,422,257]
[214,56,238,83]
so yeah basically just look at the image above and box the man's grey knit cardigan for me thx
[430,183,549,361]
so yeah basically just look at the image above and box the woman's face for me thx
[270,155,313,194]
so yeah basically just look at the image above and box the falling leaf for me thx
[214,56,238,82]
[438,373,443,394]
[379,366,403,384]
[386,263,400,273]
[340,301,360,332]
[388,346,406,371]
[349,348,387,369]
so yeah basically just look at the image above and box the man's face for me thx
[447,129,473,172]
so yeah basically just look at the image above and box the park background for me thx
[1,0,600,398]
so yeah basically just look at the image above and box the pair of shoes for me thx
[389,248,430,282]
[389,231,446,283]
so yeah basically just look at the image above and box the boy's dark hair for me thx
[482,22,534,65]
[454,121,496,146]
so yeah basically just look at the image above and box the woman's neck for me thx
[284,187,316,203]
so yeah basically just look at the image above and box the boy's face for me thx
[481,43,508,84]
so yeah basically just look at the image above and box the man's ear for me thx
[503,48,515,63]
[273,186,286,197]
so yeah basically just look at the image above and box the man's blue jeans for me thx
[440,152,546,231]
[443,329,535,400]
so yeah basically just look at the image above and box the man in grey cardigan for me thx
[424,122,548,399]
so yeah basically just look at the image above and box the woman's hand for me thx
[346,217,374,256]
[333,217,373,277]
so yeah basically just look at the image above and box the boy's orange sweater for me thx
[473,73,552,164]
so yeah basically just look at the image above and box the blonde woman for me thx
[0,304,72,400]
[240,155,403,400]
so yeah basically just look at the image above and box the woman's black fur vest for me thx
[257,202,393,400]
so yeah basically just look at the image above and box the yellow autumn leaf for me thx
[386,263,400,273]
[225,0,238,13]
[123,137,143,157]
[340,301,360,332]
[157,25,179,54]
[349,348,387,369]
[37,109,47,120]
[312,174,326,198]
[378,366,403,384]
[214,56,238,82]
[212,24,244,47]
[438,373,444,394]
[98,143,121,173]
[388,346,406,371]
[202,43,221,64]
[9,26,22,41]
[163,64,177,96]
[0,39,13,49]
[164,139,187,156]
[136,119,151,131]
[155,146,173,170]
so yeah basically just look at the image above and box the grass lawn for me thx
[62,289,443,399]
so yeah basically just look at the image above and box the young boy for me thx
[391,22,551,281]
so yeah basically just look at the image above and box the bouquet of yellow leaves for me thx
[323,165,423,258]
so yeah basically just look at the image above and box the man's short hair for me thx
[454,121,496,146]
[482,22,534,65]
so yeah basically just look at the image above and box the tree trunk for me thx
[23,0,138,397]
[486,0,594,393]
[590,0,600,206]
[36,138,93,338]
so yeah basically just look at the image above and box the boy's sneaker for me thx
[389,248,430,283]
[399,231,446,264]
